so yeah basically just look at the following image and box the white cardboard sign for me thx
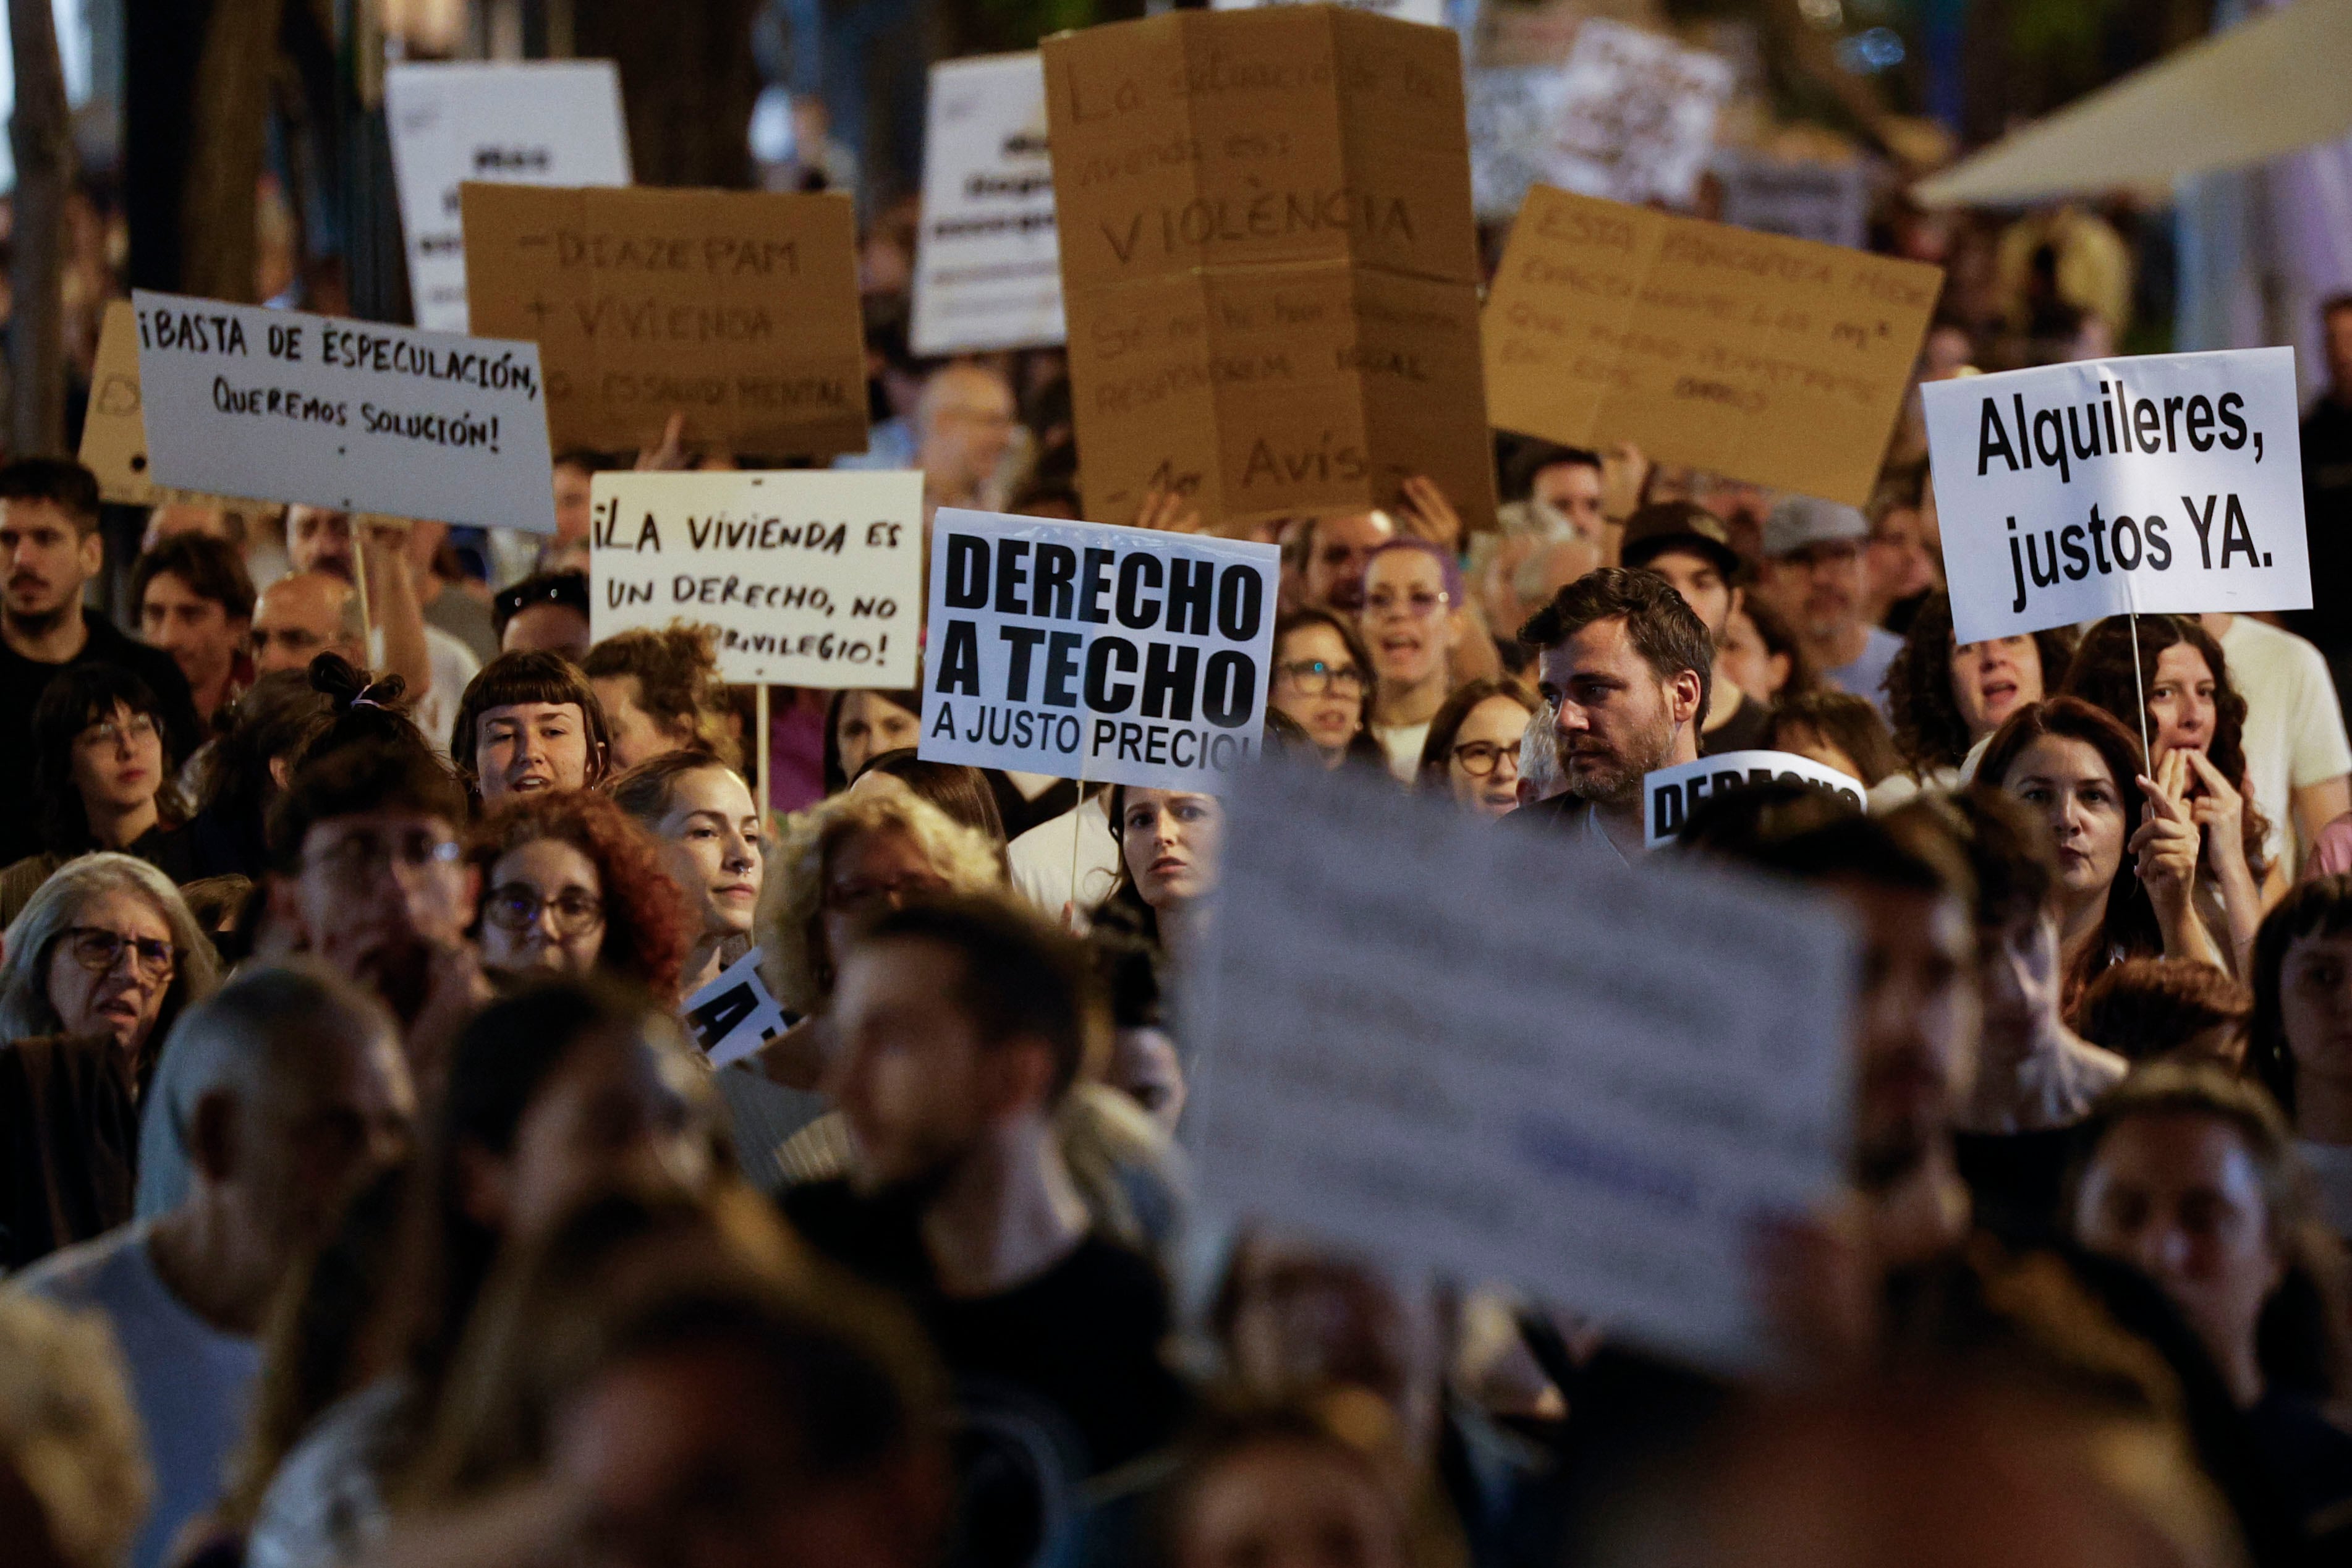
[1715,153,1869,251]
[1644,750,1868,850]
[910,53,1065,357]
[384,61,632,333]
[684,946,790,1069]
[919,508,1280,792]
[588,470,923,687]
[132,290,557,532]
[1921,347,2310,645]
[1209,0,1450,23]
[1467,67,1569,224]
[1544,18,1730,208]
[1191,757,1857,1375]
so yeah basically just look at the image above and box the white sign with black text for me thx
[384,61,632,333]
[132,290,556,532]
[1922,347,2310,645]
[1191,758,1859,1374]
[1643,750,1868,850]
[684,946,791,1069]
[588,470,923,687]
[911,53,1065,356]
[919,508,1280,792]
[1544,18,1731,208]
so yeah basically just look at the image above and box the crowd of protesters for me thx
[1,136,2351,1568]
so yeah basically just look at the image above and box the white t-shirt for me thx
[1008,793,1120,928]
[1371,721,1431,785]
[12,1224,263,1568]
[2220,616,2352,871]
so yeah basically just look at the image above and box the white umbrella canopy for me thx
[1912,0,2352,207]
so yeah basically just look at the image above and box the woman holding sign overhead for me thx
[2064,616,2282,978]
[1981,697,2225,1016]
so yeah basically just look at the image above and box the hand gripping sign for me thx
[919,508,1280,792]
[1922,347,2309,646]
[1643,750,1867,850]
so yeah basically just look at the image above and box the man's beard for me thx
[1563,717,1675,807]
[2,595,71,637]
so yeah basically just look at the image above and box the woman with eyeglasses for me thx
[0,666,202,928]
[0,852,220,1269]
[1359,540,1468,784]
[464,790,689,1001]
[1414,677,1539,820]
[1268,609,1385,772]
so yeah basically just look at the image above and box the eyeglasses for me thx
[306,830,463,889]
[1363,588,1449,617]
[58,925,177,980]
[1451,740,1521,778]
[79,714,159,750]
[823,874,948,918]
[483,883,605,936]
[1275,659,1366,698]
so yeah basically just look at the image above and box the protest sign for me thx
[1191,756,1857,1373]
[1715,152,1870,251]
[919,507,1280,792]
[130,290,557,532]
[1467,67,1569,224]
[1042,7,1497,536]
[1210,0,1451,25]
[683,946,791,1069]
[1483,187,1943,506]
[911,53,1064,357]
[1643,750,1867,850]
[1542,18,1730,208]
[588,470,921,687]
[462,185,868,459]
[384,61,632,333]
[1922,347,2310,645]
[80,300,172,507]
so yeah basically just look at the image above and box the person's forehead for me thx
[494,836,600,881]
[2096,1111,2261,1189]
[291,506,349,533]
[1365,548,1441,588]
[140,570,210,608]
[1534,460,1600,492]
[1458,695,1531,735]
[481,700,584,726]
[2152,643,2212,679]
[668,766,754,816]
[0,498,80,533]
[1645,546,1720,580]
[304,807,458,846]
[259,577,345,622]
[1543,616,1638,671]
[2013,734,2114,785]
[1280,622,1349,661]
[69,884,171,934]
[1836,879,1970,961]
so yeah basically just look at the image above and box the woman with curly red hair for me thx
[464,790,689,1003]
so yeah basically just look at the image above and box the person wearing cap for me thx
[1758,496,1903,721]
[1620,502,1775,755]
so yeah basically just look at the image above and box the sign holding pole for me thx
[1920,347,2309,645]
[918,507,1280,792]
[130,290,558,532]
[587,470,923,688]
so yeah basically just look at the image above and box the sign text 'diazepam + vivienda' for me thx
[1921,347,2309,645]
[919,508,1278,792]
[130,290,556,532]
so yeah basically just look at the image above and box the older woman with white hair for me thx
[0,852,219,1270]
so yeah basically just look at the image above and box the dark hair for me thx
[1414,676,1539,791]
[1093,933,1165,1033]
[2075,957,2252,1066]
[822,688,920,794]
[132,532,256,622]
[580,624,737,768]
[1769,690,1900,788]
[850,750,1008,863]
[1898,786,2057,933]
[1517,567,1713,724]
[607,746,742,827]
[2061,615,2267,875]
[190,672,336,875]
[1151,1394,1403,1568]
[1500,439,1601,502]
[268,738,469,875]
[1675,778,1860,858]
[2249,875,2352,1119]
[1736,808,1972,908]
[292,653,427,769]
[1735,593,1812,700]
[2066,1062,2352,1402]
[466,792,692,1002]
[1883,591,2078,778]
[1976,697,2163,1007]
[1273,608,1386,768]
[862,895,1102,1101]
[0,456,100,533]
[493,572,591,642]
[449,651,612,797]
[30,664,178,854]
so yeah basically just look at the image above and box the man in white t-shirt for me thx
[10,966,414,1568]
[2207,613,2352,872]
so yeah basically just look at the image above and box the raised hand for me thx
[1396,474,1464,554]
[634,410,690,472]
[1132,486,1206,535]
[2130,750,2202,918]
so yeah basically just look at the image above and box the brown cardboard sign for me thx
[461,185,869,459]
[1045,8,1497,535]
[79,299,247,511]
[1484,187,1942,506]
